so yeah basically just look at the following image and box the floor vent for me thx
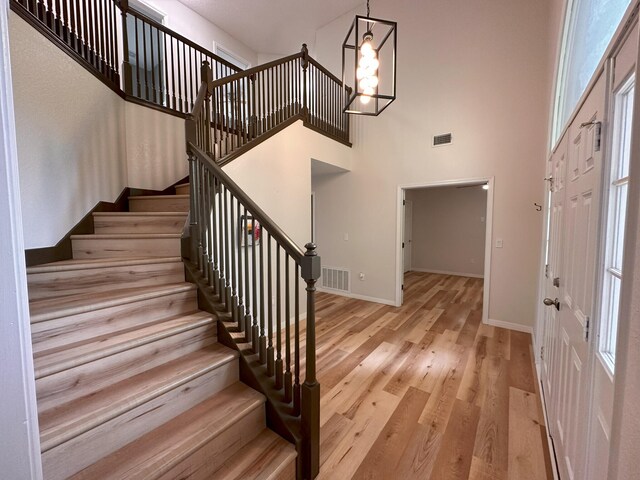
[433,133,453,146]
[321,266,350,293]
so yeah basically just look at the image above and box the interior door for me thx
[403,200,413,273]
[544,74,606,480]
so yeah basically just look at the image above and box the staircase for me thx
[27,186,297,479]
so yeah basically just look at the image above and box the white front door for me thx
[543,74,606,480]
[403,200,412,273]
[541,136,567,427]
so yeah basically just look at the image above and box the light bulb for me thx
[359,75,379,90]
[363,86,375,96]
[358,55,372,69]
[369,58,379,71]
[360,41,375,58]
[356,67,366,80]
[482,184,489,190]
[360,94,371,105]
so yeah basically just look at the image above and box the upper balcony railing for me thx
[11,0,351,149]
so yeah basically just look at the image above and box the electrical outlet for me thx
[344,233,349,241]
[359,272,365,281]
[496,239,504,248]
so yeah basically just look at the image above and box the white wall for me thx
[139,0,258,67]
[0,1,42,476]
[10,12,128,249]
[125,103,186,190]
[223,120,352,318]
[312,0,554,328]
[224,120,352,248]
[405,186,487,277]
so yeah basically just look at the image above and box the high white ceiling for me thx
[177,0,363,55]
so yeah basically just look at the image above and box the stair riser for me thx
[152,405,265,480]
[175,184,190,195]
[36,325,216,413]
[42,361,240,480]
[72,237,181,259]
[94,215,188,234]
[28,262,184,301]
[129,197,190,212]
[31,290,197,354]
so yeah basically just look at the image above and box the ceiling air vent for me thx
[433,133,452,147]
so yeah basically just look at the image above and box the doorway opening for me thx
[396,178,494,325]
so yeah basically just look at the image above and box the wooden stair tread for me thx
[39,344,238,452]
[27,256,181,274]
[34,311,214,379]
[210,429,296,480]
[128,194,189,200]
[70,233,182,239]
[93,211,188,217]
[71,382,265,479]
[30,283,196,322]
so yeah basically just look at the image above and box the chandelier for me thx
[342,0,397,115]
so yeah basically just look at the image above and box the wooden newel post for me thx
[301,43,309,122]
[186,150,198,264]
[201,61,213,153]
[300,242,320,479]
[119,0,133,95]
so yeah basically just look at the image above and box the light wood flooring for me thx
[313,271,554,480]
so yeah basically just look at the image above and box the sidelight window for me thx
[599,75,634,373]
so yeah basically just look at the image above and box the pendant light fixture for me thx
[342,0,397,115]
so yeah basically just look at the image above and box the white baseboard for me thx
[316,287,398,307]
[409,268,484,279]
[485,318,534,334]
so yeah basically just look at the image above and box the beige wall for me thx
[405,186,487,277]
[140,0,258,66]
[224,121,352,249]
[313,0,555,327]
[125,103,187,191]
[10,12,128,249]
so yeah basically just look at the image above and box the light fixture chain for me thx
[366,0,370,18]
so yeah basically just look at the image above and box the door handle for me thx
[543,297,560,311]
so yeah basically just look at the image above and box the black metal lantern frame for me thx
[342,14,397,116]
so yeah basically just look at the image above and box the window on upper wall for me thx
[552,0,633,145]
[127,0,166,104]
[599,74,634,374]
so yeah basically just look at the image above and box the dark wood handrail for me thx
[208,52,303,89]
[307,57,343,89]
[187,142,306,262]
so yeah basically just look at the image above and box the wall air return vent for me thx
[433,133,453,147]
[321,266,350,293]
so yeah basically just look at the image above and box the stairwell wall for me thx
[10,11,128,249]
[312,0,555,329]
